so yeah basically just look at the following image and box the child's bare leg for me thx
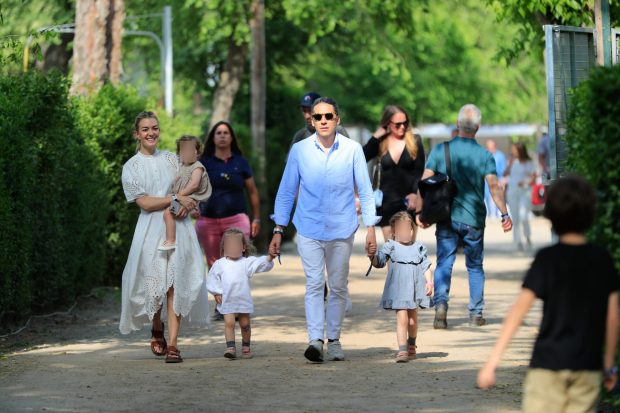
[238,314,251,345]
[395,310,409,362]
[238,313,253,358]
[396,310,409,347]
[163,208,176,244]
[407,309,418,359]
[407,309,418,340]
[223,313,237,358]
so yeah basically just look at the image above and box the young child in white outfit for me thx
[369,211,434,363]
[206,228,277,359]
[159,135,211,251]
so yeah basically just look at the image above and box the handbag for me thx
[418,142,457,225]
[372,161,383,208]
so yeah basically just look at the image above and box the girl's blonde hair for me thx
[389,211,417,240]
[219,228,256,258]
[378,105,418,160]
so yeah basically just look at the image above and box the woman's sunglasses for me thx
[391,121,409,129]
[312,113,336,121]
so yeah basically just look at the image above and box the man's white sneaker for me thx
[326,340,345,361]
[304,340,324,363]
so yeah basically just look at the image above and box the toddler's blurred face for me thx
[223,234,245,259]
[179,141,199,164]
[393,220,415,243]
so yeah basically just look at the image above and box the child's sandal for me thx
[158,241,176,251]
[224,347,237,359]
[165,345,183,363]
[395,351,409,363]
[408,345,417,360]
[241,346,253,359]
[150,323,167,356]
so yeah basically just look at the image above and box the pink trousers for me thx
[195,213,251,267]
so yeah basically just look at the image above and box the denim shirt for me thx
[273,133,380,241]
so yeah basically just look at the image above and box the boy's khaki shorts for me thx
[523,368,602,413]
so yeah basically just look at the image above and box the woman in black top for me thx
[363,105,425,241]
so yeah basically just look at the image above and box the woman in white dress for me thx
[120,111,210,363]
[504,142,537,251]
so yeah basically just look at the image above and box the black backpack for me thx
[418,142,457,225]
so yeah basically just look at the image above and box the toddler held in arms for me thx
[159,135,211,251]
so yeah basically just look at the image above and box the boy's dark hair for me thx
[543,175,597,235]
[176,135,201,155]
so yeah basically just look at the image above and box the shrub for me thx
[0,72,107,317]
[73,84,147,285]
[565,64,620,409]
[565,65,620,271]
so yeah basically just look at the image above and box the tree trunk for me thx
[70,0,124,95]
[249,0,268,247]
[208,38,247,130]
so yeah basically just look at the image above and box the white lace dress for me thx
[119,149,210,334]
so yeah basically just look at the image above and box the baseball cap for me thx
[299,92,321,108]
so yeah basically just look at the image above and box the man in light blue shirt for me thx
[269,97,379,363]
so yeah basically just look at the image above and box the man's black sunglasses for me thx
[312,113,336,121]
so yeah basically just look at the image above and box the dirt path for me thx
[0,219,552,413]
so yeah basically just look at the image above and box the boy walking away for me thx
[477,175,620,413]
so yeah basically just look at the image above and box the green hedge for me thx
[0,73,147,321]
[73,85,146,285]
[0,72,107,317]
[565,65,620,408]
[565,65,620,271]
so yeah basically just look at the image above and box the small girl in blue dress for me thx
[369,211,434,363]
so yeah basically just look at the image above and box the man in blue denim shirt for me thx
[416,104,512,328]
[269,97,380,363]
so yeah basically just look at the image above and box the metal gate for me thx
[544,25,597,180]
[613,29,620,64]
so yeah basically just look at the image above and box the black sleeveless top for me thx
[363,136,425,224]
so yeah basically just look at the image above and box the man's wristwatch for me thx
[605,366,618,377]
[501,212,510,220]
[273,226,284,235]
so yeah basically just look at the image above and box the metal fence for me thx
[613,29,620,64]
[544,25,597,180]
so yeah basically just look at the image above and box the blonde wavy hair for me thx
[378,105,418,161]
[389,211,418,240]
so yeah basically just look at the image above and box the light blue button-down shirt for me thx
[274,133,380,241]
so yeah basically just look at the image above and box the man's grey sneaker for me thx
[304,339,324,363]
[327,340,345,361]
[469,314,486,326]
[433,303,448,329]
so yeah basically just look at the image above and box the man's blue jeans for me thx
[434,220,485,316]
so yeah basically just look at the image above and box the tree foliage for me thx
[486,0,620,60]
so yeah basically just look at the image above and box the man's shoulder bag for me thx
[418,142,457,225]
